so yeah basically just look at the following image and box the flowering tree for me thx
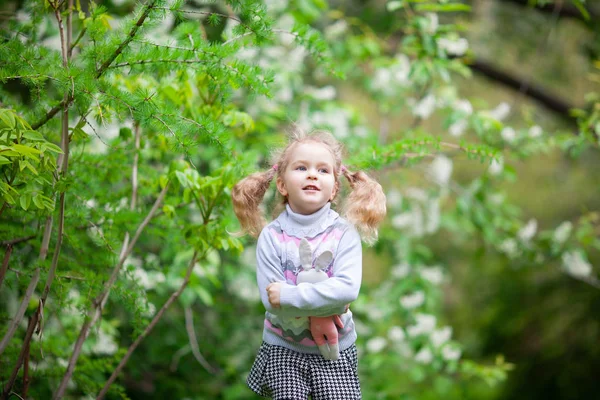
[0,0,598,398]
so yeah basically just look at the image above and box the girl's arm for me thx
[277,226,362,312]
[256,227,347,317]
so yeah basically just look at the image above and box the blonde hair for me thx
[231,127,387,243]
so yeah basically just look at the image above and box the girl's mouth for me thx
[303,185,319,191]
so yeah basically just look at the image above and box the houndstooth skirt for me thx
[246,342,361,400]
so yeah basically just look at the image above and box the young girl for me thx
[232,128,386,399]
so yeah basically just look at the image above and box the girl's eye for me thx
[296,166,306,171]
[319,168,329,173]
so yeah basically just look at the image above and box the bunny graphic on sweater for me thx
[297,238,344,361]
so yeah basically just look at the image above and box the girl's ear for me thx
[330,181,339,201]
[276,176,288,197]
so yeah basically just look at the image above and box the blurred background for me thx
[1,0,599,399]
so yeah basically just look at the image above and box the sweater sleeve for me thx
[278,226,362,314]
[256,227,347,318]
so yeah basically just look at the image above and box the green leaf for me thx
[20,194,31,210]
[195,285,213,306]
[0,110,16,129]
[0,155,11,165]
[32,194,44,209]
[22,130,45,141]
[12,144,42,158]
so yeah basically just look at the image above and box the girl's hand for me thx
[266,282,282,308]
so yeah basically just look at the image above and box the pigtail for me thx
[231,168,277,237]
[342,169,387,245]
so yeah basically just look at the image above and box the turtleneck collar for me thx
[276,202,339,239]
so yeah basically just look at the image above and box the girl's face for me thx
[276,141,338,215]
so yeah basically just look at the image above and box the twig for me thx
[96,251,200,399]
[32,0,158,130]
[0,269,40,356]
[1,235,37,246]
[95,0,158,78]
[53,183,170,399]
[2,307,40,399]
[184,306,219,374]
[108,59,208,68]
[0,244,13,289]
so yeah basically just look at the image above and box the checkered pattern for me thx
[247,342,361,400]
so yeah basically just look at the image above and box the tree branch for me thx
[184,306,219,374]
[96,251,200,400]
[468,57,578,125]
[31,0,159,130]
[0,244,14,292]
[53,183,169,399]
[0,269,40,356]
[95,0,158,78]
[499,0,598,23]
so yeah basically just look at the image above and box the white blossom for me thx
[391,262,411,279]
[437,37,469,56]
[366,337,387,353]
[489,157,504,175]
[499,238,519,258]
[425,13,438,34]
[93,330,118,355]
[400,291,425,309]
[425,198,441,234]
[420,266,444,285]
[386,189,403,208]
[428,155,453,186]
[414,347,434,364]
[412,206,425,237]
[501,127,516,143]
[442,344,462,361]
[413,94,436,119]
[518,219,537,242]
[388,326,406,342]
[454,99,473,115]
[489,102,511,121]
[305,85,336,101]
[264,0,289,13]
[562,251,592,278]
[392,213,413,229]
[407,313,437,337]
[367,307,385,321]
[449,120,467,137]
[430,326,452,347]
[528,125,543,138]
[392,54,411,85]
[324,19,348,39]
[405,187,428,202]
[553,221,573,244]
[372,68,392,93]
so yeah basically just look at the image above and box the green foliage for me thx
[0,0,598,399]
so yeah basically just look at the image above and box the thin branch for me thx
[96,251,200,400]
[95,0,158,78]
[157,7,241,23]
[153,116,197,169]
[131,124,141,210]
[108,59,208,69]
[53,183,170,399]
[2,306,40,399]
[69,26,86,56]
[1,235,37,246]
[32,0,158,130]
[0,269,41,356]
[184,306,219,374]
[0,244,13,290]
